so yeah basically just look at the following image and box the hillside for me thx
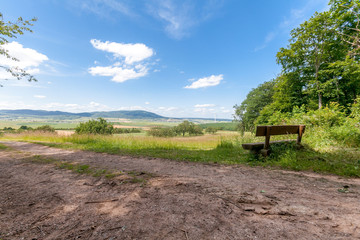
[0,109,165,120]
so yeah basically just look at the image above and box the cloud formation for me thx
[90,39,154,64]
[0,41,49,80]
[185,74,223,89]
[88,39,154,83]
[254,0,329,51]
[71,0,224,40]
[34,95,46,99]
[146,0,224,39]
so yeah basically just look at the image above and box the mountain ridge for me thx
[0,109,232,121]
[0,109,165,120]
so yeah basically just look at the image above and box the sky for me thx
[0,0,329,119]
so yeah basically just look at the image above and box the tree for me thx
[174,120,193,136]
[34,125,55,132]
[233,80,275,131]
[75,118,114,135]
[0,13,37,86]
[330,0,360,57]
[205,126,218,134]
[277,11,346,109]
[174,120,203,136]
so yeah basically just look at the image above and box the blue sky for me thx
[0,0,329,119]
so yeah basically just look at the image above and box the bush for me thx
[147,127,176,137]
[75,118,114,135]
[34,125,56,132]
[205,127,218,134]
[19,125,33,130]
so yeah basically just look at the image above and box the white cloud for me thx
[90,39,154,64]
[194,104,215,108]
[185,74,223,89]
[254,0,329,51]
[89,65,148,83]
[146,0,224,39]
[158,106,178,112]
[71,0,133,19]
[42,101,114,112]
[0,41,49,80]
[89,39,154,83]
[145,102,150,105]
[34,95,46,99]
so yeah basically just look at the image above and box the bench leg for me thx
[260,149,271,157]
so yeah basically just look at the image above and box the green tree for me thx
[174,120,193,136]
[174,120,203,136]
[0,13,37,86]
[34,125,55,132]
[233,80,275,131]
[205,126,218,134]
[277,11,346,109]
[330,0,360,57]
[75,118,114,135]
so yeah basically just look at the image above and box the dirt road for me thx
[0,141,359,239]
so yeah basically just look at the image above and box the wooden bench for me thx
[242,125,306,156]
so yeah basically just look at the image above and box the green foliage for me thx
[147,126,176,137]
[0,13,37,85]
[75,118,114,135]
[205,126,218,134]
[174,120,203,136]
[34,125,55,132]
[147,121,204,137]
[113,128,141,134]
[234,80,275,131]
[19,125,32,130]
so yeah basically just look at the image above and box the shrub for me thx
[34,125,56,132]
[75,118,114,135]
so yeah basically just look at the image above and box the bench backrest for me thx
[255,125,305,137]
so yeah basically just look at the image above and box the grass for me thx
[0,143,8,150]
[1,128,360,177]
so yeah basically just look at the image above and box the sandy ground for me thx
[0,141,359,240]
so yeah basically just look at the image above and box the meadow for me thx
[1,126,359,178]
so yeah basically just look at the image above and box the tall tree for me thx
[233,80,275,131]
[277,11,346,109]
[330,0,360,57]
[0,13,37,86]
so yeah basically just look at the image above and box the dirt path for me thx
[0,141,359,240]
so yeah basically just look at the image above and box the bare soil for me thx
[0,141,359,240]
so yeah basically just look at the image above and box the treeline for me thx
[147,121,204,137]
[1,125,56,133]
[235,0,360,132]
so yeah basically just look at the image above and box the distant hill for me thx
[0,109,166,120]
